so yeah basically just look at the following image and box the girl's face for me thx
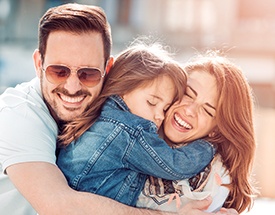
[122,76,176,129]
[164,70,218,144]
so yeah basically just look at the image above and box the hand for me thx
[177,197,239,215]
[215,208,239,215]
[177,197,213,215]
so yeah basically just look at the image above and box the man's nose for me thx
[63,73,82,94]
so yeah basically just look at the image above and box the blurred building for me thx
[0,0,275,198]
[1,0,275,107]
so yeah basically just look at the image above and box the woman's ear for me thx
[33,49,43,78]
[208,131,216,138]
[208,127,219,138]
[105,56,114,75]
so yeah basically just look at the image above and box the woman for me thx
[144,51,257,213]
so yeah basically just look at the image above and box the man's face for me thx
[36,31,106,122]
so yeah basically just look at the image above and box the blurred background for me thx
[0,0,275,213]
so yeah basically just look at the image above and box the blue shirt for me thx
[57,95,215,206]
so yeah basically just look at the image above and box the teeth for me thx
[60,94,85,103]
[174,113,192,129]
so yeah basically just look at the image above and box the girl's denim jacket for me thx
[57,95,215,206]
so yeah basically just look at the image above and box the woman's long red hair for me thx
[184,52,258,213]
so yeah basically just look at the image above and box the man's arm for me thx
[6,162,164,215]
[7,162,140,215]
[6,162,237,215]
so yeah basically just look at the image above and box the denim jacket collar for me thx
[108,95,130,112]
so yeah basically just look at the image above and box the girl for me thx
[57,41,216,206]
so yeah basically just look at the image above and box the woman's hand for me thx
[178,197,212,215]
[177,197,239,215]
[215,208,238,215]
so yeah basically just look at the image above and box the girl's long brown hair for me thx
[59,41,187,145]
[184,51,258,213]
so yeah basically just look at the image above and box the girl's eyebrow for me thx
[149,94,163,101]
[187,86,216,110]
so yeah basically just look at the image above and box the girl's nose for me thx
[154,111,165,128]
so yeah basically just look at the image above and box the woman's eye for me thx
[183,93,193,101]
[163,106,170,113]
[185,93,192,98]
[203,108,214,118]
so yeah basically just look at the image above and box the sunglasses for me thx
[42,64,105,87]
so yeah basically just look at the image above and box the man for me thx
[0,3,237,215]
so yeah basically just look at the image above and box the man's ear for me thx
[105,56,114,75]
[33,49,43,78]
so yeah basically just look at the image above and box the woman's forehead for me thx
[187,71,218,106]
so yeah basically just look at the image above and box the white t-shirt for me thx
[0,78,58,215]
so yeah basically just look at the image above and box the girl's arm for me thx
[125,130,215,180]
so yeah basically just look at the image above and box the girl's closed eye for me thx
[147,98,171,114]
[147,96,160,106]
[147,100,157,106]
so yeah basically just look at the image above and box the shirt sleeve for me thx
[125,129,215,180]
[0,98,58,174]
[204,165,230,212]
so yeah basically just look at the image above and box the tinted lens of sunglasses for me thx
[45,65,70,84]
[45,65,102,87]
[77,68,102,87]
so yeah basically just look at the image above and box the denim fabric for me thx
[57,95,215,206]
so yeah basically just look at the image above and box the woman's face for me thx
[164,70,218,144]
